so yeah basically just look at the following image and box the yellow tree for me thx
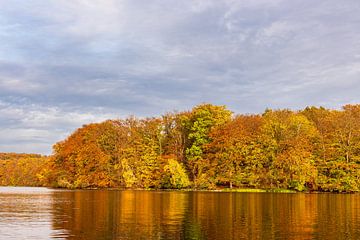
[206,115,263,188]
[261,110,318,191]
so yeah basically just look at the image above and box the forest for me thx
[1,103,360,192]
[0,153,48,186]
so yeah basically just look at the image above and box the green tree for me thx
[184,103,232,188]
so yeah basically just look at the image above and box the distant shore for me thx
[3,185,358,194]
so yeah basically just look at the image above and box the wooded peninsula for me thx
[1,104,360,192]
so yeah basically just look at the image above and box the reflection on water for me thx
[0,187,68,239]
[1,187,360,239]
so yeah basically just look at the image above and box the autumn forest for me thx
[2,103,360,192]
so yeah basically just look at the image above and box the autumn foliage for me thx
[0,153,48,186]
[2,103,360,192]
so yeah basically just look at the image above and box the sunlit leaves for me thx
[162,158,190,189]
[3,103,360,192]
[0,153,48,186]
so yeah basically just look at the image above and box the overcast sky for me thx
[1,0,360,154]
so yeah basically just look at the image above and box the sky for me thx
[0,0,360,154]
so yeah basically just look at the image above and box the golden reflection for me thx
[50,191,360,240]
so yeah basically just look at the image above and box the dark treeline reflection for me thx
[49,191,360,240]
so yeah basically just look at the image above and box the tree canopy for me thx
[2,103,360,192]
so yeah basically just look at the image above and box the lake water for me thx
[0,187,360,239]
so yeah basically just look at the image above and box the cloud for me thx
[0,100,119,154]
[0,0,360,153]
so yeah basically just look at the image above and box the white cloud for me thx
[255,21,294,46]
[53,1,125,38]
[0,77,43,93]
[0,101,119,154]
[0,0,360,153]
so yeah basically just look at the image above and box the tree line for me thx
[0,153,48,186]
[2,103,360,192]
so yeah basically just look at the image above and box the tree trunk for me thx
[229,171,233,189]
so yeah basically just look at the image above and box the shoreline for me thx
[1,185,357,194]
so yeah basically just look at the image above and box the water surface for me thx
[0,187,360,239]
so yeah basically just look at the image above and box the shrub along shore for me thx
[2,103,360,193]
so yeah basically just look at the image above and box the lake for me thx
[0,187,360,239]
